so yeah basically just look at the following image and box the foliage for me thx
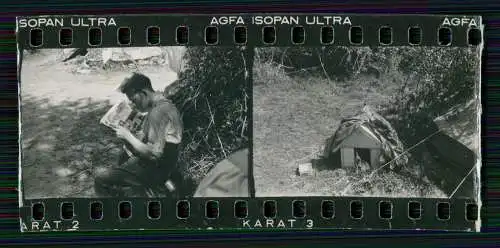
[254,46,480,196]
[255,46,394,81]
[167,47,249,184]
[386,47,479,141]
[255,46,480,148]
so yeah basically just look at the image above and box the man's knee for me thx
[95,166,144,188]
[94,175,109,190]
[95,166,112,177]
[94,167,126,197]
[94,167,117,187]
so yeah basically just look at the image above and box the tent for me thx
[322,106,408,170]
[432,98,479,155]
[193,149,250,198]
[425,98,480,198]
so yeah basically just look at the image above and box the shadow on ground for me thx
[21,95,122,199]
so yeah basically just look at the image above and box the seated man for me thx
[94,72,184,197]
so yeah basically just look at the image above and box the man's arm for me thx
[119,129,166,161]
[117,102,181,162]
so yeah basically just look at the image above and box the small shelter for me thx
[334,124,383,169]
[322,106,408,170]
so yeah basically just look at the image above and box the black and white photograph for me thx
[19,46,250,199]
[253,46,481,198]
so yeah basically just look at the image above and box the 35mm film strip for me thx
[16,14,483,232]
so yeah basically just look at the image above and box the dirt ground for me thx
[20,50,178,199]
[252,62,446,198]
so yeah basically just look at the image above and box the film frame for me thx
[16,14,483,232]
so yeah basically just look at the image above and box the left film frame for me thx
[17,14,253,232]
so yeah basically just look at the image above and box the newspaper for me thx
[100,100,147,157]
[100,100,135,131]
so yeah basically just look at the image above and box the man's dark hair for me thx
[118,72,154,94]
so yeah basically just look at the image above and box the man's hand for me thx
[116,126,133,141]
[115,126,161,161]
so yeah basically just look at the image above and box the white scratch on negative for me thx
[475,15,484,233]
[16,16,23,209]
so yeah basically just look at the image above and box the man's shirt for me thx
[142,93,183,146]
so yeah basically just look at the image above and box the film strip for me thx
[16,14,483,232]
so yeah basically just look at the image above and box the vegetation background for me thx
[252,46,481,197]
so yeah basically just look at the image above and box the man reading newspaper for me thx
[94,72,184,197]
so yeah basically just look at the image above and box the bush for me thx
[385,47,479,137]
[258,45,480,147]
[254,46,481,190]
[167,47,249,184]
[255,46,395,81]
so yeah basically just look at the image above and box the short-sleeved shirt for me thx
[142,93,183,147]
[117,93,183,186]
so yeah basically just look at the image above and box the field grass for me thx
[252,60,446,197]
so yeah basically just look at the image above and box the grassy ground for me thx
[252,61,446,198]
[20,49,178,199]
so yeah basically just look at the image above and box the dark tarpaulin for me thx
[425,99,479,198]
[432,98,479,155]
[193,149,249,198]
